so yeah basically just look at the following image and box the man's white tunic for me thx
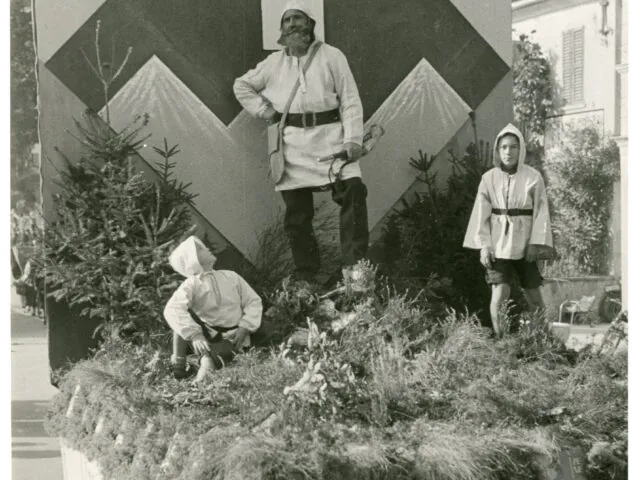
[234,40,364,191]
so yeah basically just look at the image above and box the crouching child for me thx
[164,235,268,380]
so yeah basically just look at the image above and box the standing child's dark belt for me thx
[273,109,341,128]
[492,208,533,235]
[491,208,533,216]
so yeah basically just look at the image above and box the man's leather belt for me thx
[491,208,533,216]
[274,109,341,128]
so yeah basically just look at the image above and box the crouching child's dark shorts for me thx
[485,258,543,289]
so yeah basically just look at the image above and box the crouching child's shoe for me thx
[170,355,193,380]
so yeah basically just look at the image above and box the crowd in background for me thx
[11,198,44,318]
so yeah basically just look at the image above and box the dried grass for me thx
[46,292,627,479]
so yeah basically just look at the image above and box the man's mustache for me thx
[281,24,311,36]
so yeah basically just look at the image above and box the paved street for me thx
[11,288,63,480]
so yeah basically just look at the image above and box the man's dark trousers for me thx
[280,177,369,276]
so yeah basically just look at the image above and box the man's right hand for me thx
[191,334,210,356]
[480,247,495,269]
[262,106,278,124]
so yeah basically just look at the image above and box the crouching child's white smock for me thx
[163,236,262,348]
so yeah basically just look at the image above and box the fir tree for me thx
[374,143,494,321]
[42,112,197,340]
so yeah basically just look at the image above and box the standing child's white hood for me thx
[168,236,216,277]
[493,123,526,168]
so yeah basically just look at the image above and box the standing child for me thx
[463,124,553,336]
[164,236,264,380]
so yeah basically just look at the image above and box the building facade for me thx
[513,0,627,307]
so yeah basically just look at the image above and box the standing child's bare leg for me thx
[490,283,511,337]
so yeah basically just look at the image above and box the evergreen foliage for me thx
[41,112,197,340]
[373,143,493,321]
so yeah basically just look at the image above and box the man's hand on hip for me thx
[343,142,363,161]
[262,106,278,124]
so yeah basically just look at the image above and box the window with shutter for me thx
[562,27,585,105]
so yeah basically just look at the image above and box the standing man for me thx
[233,0,369,284]
[463,124,553,336]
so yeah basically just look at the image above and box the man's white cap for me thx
[281,0,315,22]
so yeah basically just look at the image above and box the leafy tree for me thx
[513,34,555,148]
[544,125,620,276]
[11,0,38,183]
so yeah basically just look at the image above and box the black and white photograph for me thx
[8,0,633,478]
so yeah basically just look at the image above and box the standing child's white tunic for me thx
[463,124,553,260]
